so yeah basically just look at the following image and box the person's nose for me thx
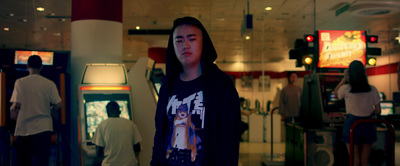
[183,39,190,49]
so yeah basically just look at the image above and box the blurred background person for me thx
[93,101,142,166]
[279,71,302,124]
[239,97,257,141]
[10,55,62,166]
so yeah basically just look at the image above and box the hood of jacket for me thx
[165,16,217,87]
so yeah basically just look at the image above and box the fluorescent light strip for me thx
[80,86,130,91]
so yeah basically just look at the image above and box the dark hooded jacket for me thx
[151,17,241,166]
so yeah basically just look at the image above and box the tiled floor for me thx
[238,141,400,166]
[239,142,285,166]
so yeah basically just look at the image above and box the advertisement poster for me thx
[241,75,253,91]
[318,30,367,68]
[258,75,271,91]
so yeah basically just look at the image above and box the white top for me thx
[10,74,62,136]
[337,84,380,117]
[92,118,142,166]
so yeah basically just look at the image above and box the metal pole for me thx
[270,107,279,160]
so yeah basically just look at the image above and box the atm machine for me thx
[299,73,346,166]
[77,64,133,165]
[128,57,162,166]
[285,30,374,165]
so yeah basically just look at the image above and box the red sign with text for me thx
[318,30,366,68]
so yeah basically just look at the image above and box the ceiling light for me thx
[9,13,14,16]
[136,26,140,30]
[21,19,28,22]
[245,36,251,40]
[53,33,61,36]
[59,18,66,22]
[3,28,10,31]
[36,7,45,12]
[265,7,272,11]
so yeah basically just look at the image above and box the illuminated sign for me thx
[80,86,131,91]
[14,50,54,65]
[318,30,366,68]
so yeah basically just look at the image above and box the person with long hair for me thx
[150,16,241,166]
[334,60,381,166]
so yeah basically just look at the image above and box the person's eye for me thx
[175,39,183,43]
[189,38,196,41]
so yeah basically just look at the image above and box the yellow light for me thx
[245,36,251,40]
[265,7,272,11]
[80,86,131,91]
[136,26,140,30]
[3,28,9,31]
[367,57,376,66]
[303,56,312,65]
[36,7,45,12]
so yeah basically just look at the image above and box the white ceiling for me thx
[1,0,400,70]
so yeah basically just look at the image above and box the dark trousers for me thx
[240,121,249,140]
[285,116,300,125]
[16,131,52,166]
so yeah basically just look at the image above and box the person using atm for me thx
[92,101,142,166]
[334,60,381,166]
[10,55,63,166]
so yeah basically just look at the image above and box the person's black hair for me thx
[348,60,371,93]
[287,71,297,83]
[239,97,245,103]
[106,101,120,116]
[27,55,42,69]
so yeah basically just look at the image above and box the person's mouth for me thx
[182,51,192,56]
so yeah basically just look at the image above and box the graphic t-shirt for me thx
[165,75,205,166]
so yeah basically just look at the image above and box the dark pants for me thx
[285,116,300,125]
[240,121,249,140]
[16,131,52,166]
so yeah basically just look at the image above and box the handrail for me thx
[269,107,279,160]
[349,119,395,166]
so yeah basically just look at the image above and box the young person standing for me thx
[151,16,241,166]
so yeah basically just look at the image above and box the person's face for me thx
[173,24,203,68]
[289,73,297,84]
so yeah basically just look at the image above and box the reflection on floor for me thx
[238,141,400,166]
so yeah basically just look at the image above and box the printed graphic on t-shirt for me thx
[166,91,204,166]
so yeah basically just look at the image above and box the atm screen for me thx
[14,50,54,65]
[83,94,131,140]
[320,75,346,113]
[324,88,346,112]
[380,101,394,116]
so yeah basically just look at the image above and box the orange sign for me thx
[14,50,54,65]
[318,30,366,68]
